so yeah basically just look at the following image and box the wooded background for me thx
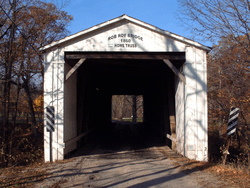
[112,95,143,123]
[0,0,72,167]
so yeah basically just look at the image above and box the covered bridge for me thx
[40,15,210,162]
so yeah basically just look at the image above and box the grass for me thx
[0,161,47,187]
[113,118,143,123]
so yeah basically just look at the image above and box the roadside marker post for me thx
[226,107,239,136]
[46,106,55,162]
[223,107,240,165]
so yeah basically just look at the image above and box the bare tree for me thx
[208,35,250,165]
[112,95,143,122]
[178,0,250,46]
[0,0,72,166]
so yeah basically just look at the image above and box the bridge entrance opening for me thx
[66,53,182,156]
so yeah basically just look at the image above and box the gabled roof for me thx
[40,14,211,52]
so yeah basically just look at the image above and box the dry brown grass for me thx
[170,154,250,188]
[0,162,47,187]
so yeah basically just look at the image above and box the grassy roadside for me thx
[170,153,250,188]
[0,158,77,188]
[0,162,47,187]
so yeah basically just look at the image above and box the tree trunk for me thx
[118,96,124,120]
[2,0,17,166]
[24,82,37,137]
[132,95,137,123]
[8,76,21,166]
[222,136,231,165]
[248,151,250,168]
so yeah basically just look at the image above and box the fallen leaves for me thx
[0,166,47,187]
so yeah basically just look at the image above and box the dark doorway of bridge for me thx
[112,95,144,123]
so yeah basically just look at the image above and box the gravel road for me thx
[35,124,228,188]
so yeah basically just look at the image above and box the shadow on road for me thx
[69,122,166,159]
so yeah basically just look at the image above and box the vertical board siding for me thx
[183,47,208,161]
[184,62,197,159]
[64,63,77,154]
[52,63,58,160]
[44,62,53,162]
[44,61,65,162]
[196,50,208,161]
[57,63,65,160]
[175,76,185,155]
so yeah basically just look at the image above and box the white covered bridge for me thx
[40,15,210,162]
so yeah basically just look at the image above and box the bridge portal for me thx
[41,15,210,162]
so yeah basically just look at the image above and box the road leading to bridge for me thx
[36,124,225,188]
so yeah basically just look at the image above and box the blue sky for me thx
[54,0,211,46]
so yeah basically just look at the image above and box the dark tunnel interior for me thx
[65,53,185,156]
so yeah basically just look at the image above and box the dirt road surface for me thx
[35,124,232,188]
